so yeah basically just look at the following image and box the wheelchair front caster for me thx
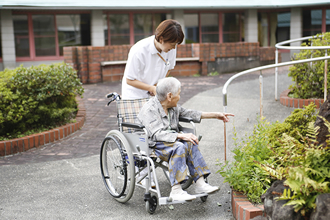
[145,194,158,214]
[200,195,208,202]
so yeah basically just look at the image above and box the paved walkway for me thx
[0,67,293,219]
[0,68,287,165]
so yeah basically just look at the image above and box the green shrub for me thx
[288,32,330,99]
[267,103,317,147]
[0,63,84,139]
[217,104,318,204]
[259,120,330,216]
[217,118,274,203]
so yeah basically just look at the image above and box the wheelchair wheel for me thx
[100,130,135,203]
[162,167,193,190]
[145,195,158,214]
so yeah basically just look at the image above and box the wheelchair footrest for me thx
[159,193,208,205]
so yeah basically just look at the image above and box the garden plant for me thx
[288,32,330,99]
[218,32,330,217]
[217,103,330,216]
[0,63,84,140]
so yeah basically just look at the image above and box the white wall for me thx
[173,9,185,44]
[1,9,16,69]
[91,10,105,47]
[290,7,303,57]
[244,9,258,42]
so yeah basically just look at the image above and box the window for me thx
[13,12,90,60]
[257,11,291,47]
[201,13,219,43]
[258,12,269,47]
[134,14,153,42]
[184,12,242,44]
[184,14,199,43]
[13,15,30,57]
[326,10,330,32]
[104,14,130,45]
[133,13,167,43]
[33,15,56,56]
[104,12,168,45]
[153,14,167,31]
[277,12,291,43]
[222,13,241,43]
[56,15,81,56]
[303,9,322,36]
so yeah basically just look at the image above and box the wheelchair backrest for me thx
[116,98,149,133]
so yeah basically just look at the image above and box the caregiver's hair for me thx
[155,19,184,44]
[156,77,181,102]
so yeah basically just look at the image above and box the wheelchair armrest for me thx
[179,117,194,123]
[121,122,145,129]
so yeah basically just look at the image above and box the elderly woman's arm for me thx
[176,112,234,145]
[201,112,234,122]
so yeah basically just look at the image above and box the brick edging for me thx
[280,89,324,109]
[231,190,265,220]
[0,97,86,157]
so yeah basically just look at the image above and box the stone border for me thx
[0,97,86,157]
[231,190,265,220]
[280,89,324,109]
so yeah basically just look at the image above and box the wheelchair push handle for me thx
[105,92,121,106]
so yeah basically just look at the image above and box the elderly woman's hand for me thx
[177,133,199,145]
[201,112,234,122]
[216,112,235,122]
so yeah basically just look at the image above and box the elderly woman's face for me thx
[169,88,181,107]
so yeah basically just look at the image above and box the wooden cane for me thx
[224,121,227,162]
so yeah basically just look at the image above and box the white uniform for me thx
[122,35,176,99]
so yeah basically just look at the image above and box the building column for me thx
[173,9,185,44]
[91,10,105,47]
[1,9,16,70]
[244,9,258,43]
[290,7,303,57]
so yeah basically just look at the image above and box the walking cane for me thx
[224,121,226,162]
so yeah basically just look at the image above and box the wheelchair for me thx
[100,92,208,214]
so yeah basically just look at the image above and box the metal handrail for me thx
[222,55,330,112]
[222,34,330,161]
[275,35,330,100]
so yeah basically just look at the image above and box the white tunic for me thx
[121,35,176,99]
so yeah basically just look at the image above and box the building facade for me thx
[1,1,330,70]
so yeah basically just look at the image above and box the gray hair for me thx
[156,77,181,101]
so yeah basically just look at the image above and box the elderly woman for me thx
[137,77,234,201]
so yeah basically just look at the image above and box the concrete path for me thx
[0,67,294,220]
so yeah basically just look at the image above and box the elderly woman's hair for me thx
[156,77,181,101]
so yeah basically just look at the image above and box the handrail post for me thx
[259,71,263,118]
[275,48,278,101]
[325,50,328,101]
[223,105,227,162]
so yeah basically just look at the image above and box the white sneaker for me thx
[195,183,220,194]
[170,190,196,201]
